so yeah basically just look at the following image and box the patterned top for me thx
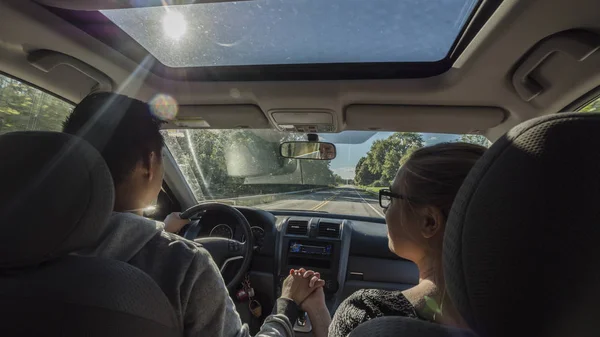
[329,289,424,337]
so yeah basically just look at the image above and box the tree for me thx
[0,74,72,134]
[354,156,378,186]
[333,174,345,185]
[163,129,337,200]
[364,140,387,175]
[458,134,491,147]
[380,133,424,182]
[400,145,420,166]
[354,133,425,185]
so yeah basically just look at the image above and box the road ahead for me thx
[256,186,384,218]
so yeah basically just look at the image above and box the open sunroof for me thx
[101,0,479,68]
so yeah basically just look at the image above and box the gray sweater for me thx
[76,212,297,337]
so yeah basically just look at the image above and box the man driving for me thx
[63,92,326,336]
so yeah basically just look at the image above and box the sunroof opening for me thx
[101,0,479,68]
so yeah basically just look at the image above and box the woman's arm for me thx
[302,287,331,337]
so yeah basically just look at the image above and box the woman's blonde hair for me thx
[397,142,486,218]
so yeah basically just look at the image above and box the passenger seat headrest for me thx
[0,132,114,269]
[444,113,600,337]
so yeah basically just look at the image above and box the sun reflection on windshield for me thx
[162,10,187,40]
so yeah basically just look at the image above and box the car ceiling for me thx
[1,0,600,141]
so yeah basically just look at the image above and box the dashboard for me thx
[183,206,419,335]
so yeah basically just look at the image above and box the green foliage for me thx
[399,145,420,166]
[370,179,389,187]
[360,186,381,196]
[580,97,600,113]
[0,74,72,134]
[458,134,491,147]
[333,174,345,185]
[354,156,377,186]
[163,130,336,201]
[355,132,424,186]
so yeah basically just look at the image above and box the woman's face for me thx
[385,172,428,262]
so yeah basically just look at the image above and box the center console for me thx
[276,217,352,333]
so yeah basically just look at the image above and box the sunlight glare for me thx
[162,11,187,40]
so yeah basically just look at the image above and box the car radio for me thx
[289,241,332,256]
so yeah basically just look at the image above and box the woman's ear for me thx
[420,207,445,239]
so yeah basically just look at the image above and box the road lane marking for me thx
[353,187,385,218]
[311,194,337,211]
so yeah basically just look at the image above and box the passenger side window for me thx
[580,96,600,113]
[0,73,73,134]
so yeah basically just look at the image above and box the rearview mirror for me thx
[279,141,337,160]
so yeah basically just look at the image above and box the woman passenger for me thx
[329,142,486,336]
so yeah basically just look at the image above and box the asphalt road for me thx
[256,185,384,218]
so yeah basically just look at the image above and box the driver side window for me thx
[0,73,73,134]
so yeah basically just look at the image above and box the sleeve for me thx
[180,247,297,337]
[329,289,370,337]
[329,289,418,337]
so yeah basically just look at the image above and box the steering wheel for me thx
[180,203,253,292]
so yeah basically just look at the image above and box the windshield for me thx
[162,130,490,218]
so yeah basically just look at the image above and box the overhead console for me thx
[275,217,351,306]
[269,109,337,133]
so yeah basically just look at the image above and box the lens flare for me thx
[149,94,178,121]
[163,11,187,40]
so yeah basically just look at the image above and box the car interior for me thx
[1,0,600,336]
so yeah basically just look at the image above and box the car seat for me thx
[350,112,600,337]
[0,131,181,336]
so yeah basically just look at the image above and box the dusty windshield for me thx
[162,130,489,218]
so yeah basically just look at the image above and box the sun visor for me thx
[165,105,270,129]
[345,105,506,133]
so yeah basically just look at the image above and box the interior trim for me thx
[333,220,352,311]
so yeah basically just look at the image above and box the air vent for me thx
[287,220,308,235]
[318,222,340,238]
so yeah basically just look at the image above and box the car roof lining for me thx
[1,0,600,142]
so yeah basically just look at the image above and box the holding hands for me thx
[281,268,325,305]
[281,268,331,337]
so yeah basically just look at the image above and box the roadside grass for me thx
[359,186,385,196]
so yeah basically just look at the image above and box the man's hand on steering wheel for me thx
[179,203,253,292]
[163,212,190,233]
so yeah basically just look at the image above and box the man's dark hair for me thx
[63,92,164,185]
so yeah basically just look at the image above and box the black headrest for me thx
[444,113,600,337]
[0,132,114,269]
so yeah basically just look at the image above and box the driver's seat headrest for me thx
[444,113,600,337]
[0,131,114,269]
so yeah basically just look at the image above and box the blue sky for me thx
[327,132,461,179]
